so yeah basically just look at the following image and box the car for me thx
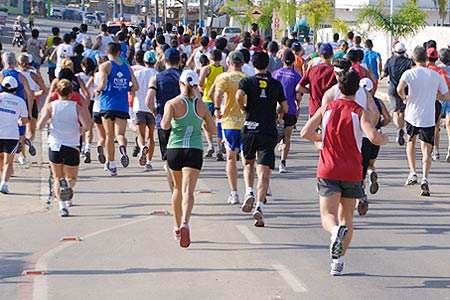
[63,9,82,21]
[107,23,138,35]
[95,11,107,23]
[221,26,242,42]
[84,13,99,26]
[50,8,63,19]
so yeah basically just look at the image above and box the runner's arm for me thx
[378,54,383,79]
[186,49,197,69]
[321,87,335,107]
[19,73,34,116]
[213,88,224,119]
[200,101,217,136]
[30,71,48,96]
[160,101,173,130]
[296,82,309,94]
[379,101,392,127]
[361,110,389,146]
[300,106,324,143]
[94,61,111,95]
[396,79,408,101]
[37,102,52,130]
[198,66,209,91]
[236,89,247,111]
[77,103,92,131]
[128,65,139,93]
[366,92,381,125]
[146,76,157,114]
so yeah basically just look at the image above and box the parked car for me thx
[221,27,242,42]
[84,13,99,27]
[95,11,107,23]
[63,9,82,21]
[50,8,63,19]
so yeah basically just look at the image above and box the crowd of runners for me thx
[0,19,450,276]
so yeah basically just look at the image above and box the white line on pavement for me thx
[32,216,154,300]
[272,263,308,293]
[236,225,262,244]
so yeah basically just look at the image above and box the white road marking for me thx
[272,263,308,293]
[236,225,262,244]
[32,216,153,300]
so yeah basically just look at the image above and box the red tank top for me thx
[352,63,368,79]
[317,99,363,182]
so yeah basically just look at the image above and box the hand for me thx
[380,133,389,145]
[95,89,102,97]
[214,109,221,119]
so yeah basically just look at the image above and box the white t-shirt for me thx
[98,34,114,56]
[302,43,315,59]
[400,66,449,127]
[76,32,90,45]
[242,63,255,76]
[0,92,28,140]
[55,43,74,76]
[132,66,157,112]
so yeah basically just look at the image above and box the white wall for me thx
[317,26,450,62]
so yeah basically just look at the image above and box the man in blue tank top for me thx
[95,43,138,176]
[146,48,181,162]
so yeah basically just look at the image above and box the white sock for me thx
[110,161,117,168]
[246,187,254,195]
[410,171,416,176]
[231,190,238,197]
[256,201,264,209]
[146,160,152,164]
[58,201,67,210]
[331,225,339,237]
[333,256,344,264]
[85,143,91,151]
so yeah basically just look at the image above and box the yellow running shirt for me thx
[203,64,224,103]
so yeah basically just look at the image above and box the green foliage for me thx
[433,0,448,23]
[298,0,333,29]
[358,0,426,37]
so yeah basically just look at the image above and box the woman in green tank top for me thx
[161,70,216,248]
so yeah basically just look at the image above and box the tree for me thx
[358,0,426,38]
[432,0,448,25]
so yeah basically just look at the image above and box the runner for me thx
[362,39,382,91]
[146,48,181,188]
[236,51,288,227]
[132,50,158,171]
[198,49,224,159]
[23,29,44,71]
[380,42,412,146]
[50,33,74,78]
[213,51,246,205]
[37,79,90,217]
[97,24,114,57]
[95,42,138,176]
[300,68,388,276]
[272,50,302,173]
[0,76,29,194]
[397,46,450,196]
[161,70,216,248]
[187,36,209,73]
[438,48,450,162]
[297,43,337,119]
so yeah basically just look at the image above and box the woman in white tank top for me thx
[37,79,90,217]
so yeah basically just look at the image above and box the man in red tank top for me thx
[301,69,388,276]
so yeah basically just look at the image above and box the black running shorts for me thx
[317,178,364,199]
[242,132,277,170]
[0,139,20,154]
[406,122,435,146]
[135,111,156,126]
[49,145,80,166]
[283,114,298,128]
[31,100,39,119]
[100,110,130,120]
[93,112,103,124]
[389,95,406,113]
[167,148,203,171]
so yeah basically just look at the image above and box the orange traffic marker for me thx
[150,209,170,216]
[60,236,82,242]
[22,270,46,276]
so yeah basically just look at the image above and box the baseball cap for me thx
[164,48,180,61]
[180,69,199,87]
[319,43,333,56]
[144,50,157,64]
[1,76,19,90]
[359,78,374,92]
[228,51,244,64]
[394,42,406,53]
[426,47,438,59]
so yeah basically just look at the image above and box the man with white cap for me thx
[380,42,412,146]
[0,76,29,194]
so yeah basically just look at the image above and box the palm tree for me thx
[358,0,426,39]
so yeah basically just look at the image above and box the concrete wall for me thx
[317,26,450,62]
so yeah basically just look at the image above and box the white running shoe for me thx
[144,163,153,172]
[330,260,344,276]
[279,164,287,174]
[432,152,440,161]
[227,194,240,205]
[18,155,30,168]
[253,206,265,227]
[405,173,418,186]
[241,193,255,213]
[330,225,348,259]
[0,183,10,194]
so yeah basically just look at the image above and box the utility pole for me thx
[155,0,159,24]
[199,0,204,29]
[163,0,167,25]
[113,0,117,20]
[183,0,188,26]
[119,0,123,18]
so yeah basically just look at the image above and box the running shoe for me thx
[144,163,153,172]
[138,146,149,166]
[253,206,265,227]
[65,200,73,207]
[105,162,118,176]
[279,163,287,174]
[330,260,344,276]
[420,179,430,197]
[397,129,405,146]
[0,184,9,194]
[24,138,36,156]
[173,227,181,241]
[205,147,214,158]
[432,152,440,161]
[330,225,348,259]
[59,179,73,201]
[368,170,379,194]
[405,173,418,186]
[17,155,30,168]
[180,224,191,248]
[97,146,106,164]
[241,193,255,213]
[119,145,129,168]
[216,152,225,161]
[227,194,240,205]
[132,145,140,157]
[84,150,91,164]
[446,148,450,163]
[59,208,69,217]
[357,196,369,216]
